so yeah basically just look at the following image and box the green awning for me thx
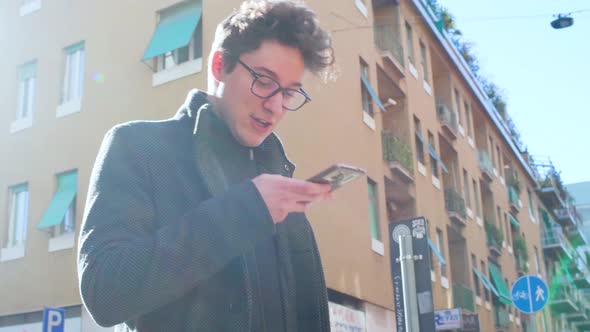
[361,75,386,112]
[428,238,446,265]
[19,61,37,80]
[415,130,448,173]
[473,268,498,296]
[488,263,512,305]
[65,41,85,54]
[142,1,202,61]
[37,171,77,229]
[509,214,520,228]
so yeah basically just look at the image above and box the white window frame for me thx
[11,64,36,133]
[57,43,85,117]
[1,185,29,262]
[152,21,203,87]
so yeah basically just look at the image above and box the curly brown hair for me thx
[211,0,335,80]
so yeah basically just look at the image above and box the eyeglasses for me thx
[236,59,311,111]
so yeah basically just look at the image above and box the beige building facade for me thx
[1,0,553,331]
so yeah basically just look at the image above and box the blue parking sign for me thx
[42,307,65,332]
[511,275,549,314]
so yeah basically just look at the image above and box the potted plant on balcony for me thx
[513,234,529,273]
[506,168,521,195]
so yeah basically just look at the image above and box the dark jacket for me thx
[77,90,330,331]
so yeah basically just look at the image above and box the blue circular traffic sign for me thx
[511,275,549,314]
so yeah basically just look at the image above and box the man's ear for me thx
[210,50,225,83]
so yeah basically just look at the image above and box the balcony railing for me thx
[445,188,466,222]
[494,305,510,329]
[437,104,458,139]
[382,131,414,173]
[542,225,574,258]
[555,204,582,229]
[537,172,567,209]
[550,276,579,314]
[453,283,475,312]
[508,186,520,210]
[478,150,494,180]
[373,23,405,67]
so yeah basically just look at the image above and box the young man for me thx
[77,0,335,331]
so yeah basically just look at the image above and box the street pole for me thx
[399,234,420,332]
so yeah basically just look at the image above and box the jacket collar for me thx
[181,89,296,196]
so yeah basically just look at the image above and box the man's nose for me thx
[262,90,284,114]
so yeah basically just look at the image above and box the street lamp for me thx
[551,14,574,29]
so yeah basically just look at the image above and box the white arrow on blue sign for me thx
[511,275,549,314]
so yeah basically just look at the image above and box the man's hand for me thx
[252,174,333,224]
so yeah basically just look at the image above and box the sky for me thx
[439,0,590,185]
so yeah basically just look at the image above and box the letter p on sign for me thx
[43,307,65,332]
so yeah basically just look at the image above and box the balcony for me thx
[437,104,458,140]
[508,186,521,212]
[494,305,510,330]
[453,283,475,312]
[555,204,582,230]
[478,150,494,182]
[565,224,589,248]
[382,132,415,205]
[515,254,528,277]
[373,22,404,74]
[485,220,503,258]
[542,225,574,258]
[445,188,466,227]
[382,131,414,182]
[568,292,590,322]
[537,172,567,209]
[550,277,579,314]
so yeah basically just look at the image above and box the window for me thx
[496,146,502,173]
[473,179,481,218]
[454,89,462,126]
[368,180,380,241]
[5,184,29,248]
[419,41,429,82]
[472,254,481,297]
[527,188,534,216]
[414,116,425,165]
[142,1,203,86]
[37,171,78,241]
[504,212,512,245]
[436,229,446,277]
[463,169,471,209]
[489,137,495,167]
[428,132,438,177]
[61,42,85,105]
[497,206,505,242]
[360,60,374,117]
[481,261,490,301]
[156,22,203,72]
[17,61,36,122]
[405,22,414,64]
[464,102,472,137]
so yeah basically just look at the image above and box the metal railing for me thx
[381,131,414,173]
[478,150,494,176]
[373,23,405,67]
[494,305,510,328]
[444,188,466,219]
[437,104,458,131]
[453,283,475,312]
[542,225,574,256]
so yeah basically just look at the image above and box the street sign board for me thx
[389,217,435,332]
[42,307,65,332]
[511,275,549,313]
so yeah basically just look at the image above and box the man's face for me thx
[215,40,306,147]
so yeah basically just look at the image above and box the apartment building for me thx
[1,0,556,331]
[537,177,590,332]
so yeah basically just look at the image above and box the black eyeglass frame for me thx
[236,59,312,111]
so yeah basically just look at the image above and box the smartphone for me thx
[307,164,367,191]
